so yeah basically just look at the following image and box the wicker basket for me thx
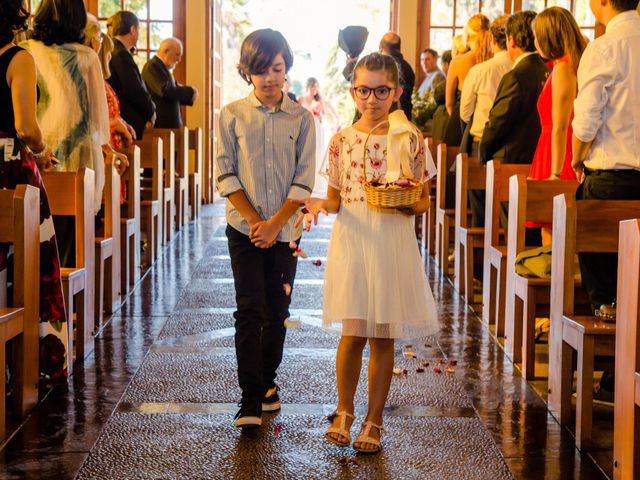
[362,121,423,212]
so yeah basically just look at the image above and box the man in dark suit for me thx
[142,38,197,129]
[479,11,549,165]
[107,11,156,139]
[379,32,415,121]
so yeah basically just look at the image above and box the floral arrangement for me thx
[411,89,437,132]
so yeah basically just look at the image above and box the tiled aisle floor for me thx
[0,203,609,479]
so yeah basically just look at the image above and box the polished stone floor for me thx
[0,203,611,479]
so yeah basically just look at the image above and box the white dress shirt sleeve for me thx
[215,107,244,197]
[572,44,615,143]
[460,66,479,124]
[287,110,316,200]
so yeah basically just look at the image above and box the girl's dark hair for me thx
[0,0,29,47]
[32,0,87,46]
[306,77,321,101]
[352,52,400,86]
[237,28,293,85]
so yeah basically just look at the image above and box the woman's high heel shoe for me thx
[324,411,355,447]
[353,420,383,453]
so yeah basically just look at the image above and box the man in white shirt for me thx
[572,0,640,310]
[417,48,445,98]
[460,15,512,157]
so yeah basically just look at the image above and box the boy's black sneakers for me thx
[262,385,281,412]
[233,401,262,428]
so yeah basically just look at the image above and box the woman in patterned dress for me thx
[0,0,68,387]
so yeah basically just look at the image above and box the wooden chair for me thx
[434,144,458,275]
[172,127,189,229]
[547,195,640,448]
[481,161,530,336]
[188,127,203,222]
[118,145,141,296]
[142,129,175,244]
[503,175,578,379]
[613,218,640,479]
[454,153,485,302]
[42,168,95,369]
[0,185,39,440]
[94,152,121,328]
[136,137,164,266]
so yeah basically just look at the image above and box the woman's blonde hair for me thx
[465,14,492,62]
[452,35,468,58]
[533,6,587,72]
[84,13,113,78]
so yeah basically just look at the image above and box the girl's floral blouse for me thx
[325,127,426,203]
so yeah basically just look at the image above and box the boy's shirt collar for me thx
[247,90,295,114]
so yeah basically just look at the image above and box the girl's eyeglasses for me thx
[353,86,395,100]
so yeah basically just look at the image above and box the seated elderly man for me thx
[142,38,198,128]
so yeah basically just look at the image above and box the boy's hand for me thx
[250,219,279,248]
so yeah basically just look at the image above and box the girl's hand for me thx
[294,198,328,232]
[113,151,129,176]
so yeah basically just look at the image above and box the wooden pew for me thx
[547,195,640,446]
[94,152,121,327]
[136,137,164,266]
[454,153,485,302]
[142,129,175,244]
[118,145,141,296]
[188,127,203,222]
[172,127,189,229]
[503,175,578,379]
[434,144,459,275]
[481,160,530,336]
[613,218,640,479]
[0,185,39,440]
[42,168,95,369]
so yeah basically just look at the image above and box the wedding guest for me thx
[444,14,492,147]
[108,11,155,138]
[460,15,512,156]
[572,0,640,311]
[1,0,68,385]
[142,38,197,129]
[379,32,415,120]
[417,48,445,98]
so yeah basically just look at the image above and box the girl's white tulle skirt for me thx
[322,202,440,339]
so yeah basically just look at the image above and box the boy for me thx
[215,29,315,428]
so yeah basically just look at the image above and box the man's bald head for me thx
[379,32,401,54]
[158,37,183,69]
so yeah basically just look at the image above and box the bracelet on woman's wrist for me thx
[30,144,51,160]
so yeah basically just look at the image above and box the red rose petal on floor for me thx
[416,368,425,373]
[449,359,458,366]
[402,369,408,375]
[424,344,432,348]
[439,359,447,364]
[405,344,413,348]
[327,412,337,422]
[434,367,442,374]
[423,362,430,367]
[274,424,283,436]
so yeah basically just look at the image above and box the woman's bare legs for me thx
[326,335,367,444]
[354,337,394,451]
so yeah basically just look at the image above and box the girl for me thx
[298,53,439,453]
[528,7,586,241]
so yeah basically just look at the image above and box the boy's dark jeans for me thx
[226,225,298,403]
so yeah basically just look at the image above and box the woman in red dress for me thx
[529,7,587,242]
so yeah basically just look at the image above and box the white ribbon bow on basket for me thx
[384,110,421,183]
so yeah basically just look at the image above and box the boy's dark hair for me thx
[505,10,537,52]
[352,52,400,86]
[0,0,29,47]
[237,29,293,85]
[32,0,86,46]
[110,11,139,37]
[491,15,510,50]
[441,50,452,65]
[610,0,639,10]
[421,48,438,58]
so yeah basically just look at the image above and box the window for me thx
[428,0,597,53]
[428,0,506,55]
[97,0,174,70]
[521,0,596,39]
